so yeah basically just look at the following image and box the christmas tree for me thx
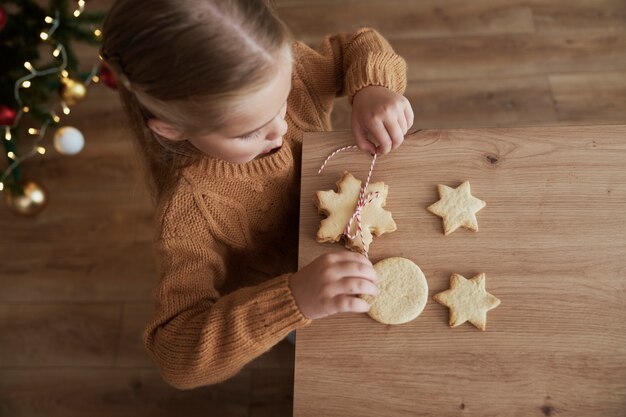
[0,0,114,216]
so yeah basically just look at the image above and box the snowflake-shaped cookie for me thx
[315,171,397,254]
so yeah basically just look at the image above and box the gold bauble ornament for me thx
[3,180,48,216]
[60,77,87,106]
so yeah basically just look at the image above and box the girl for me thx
[101,0,413,389]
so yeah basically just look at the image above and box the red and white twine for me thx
[318,145,379,257]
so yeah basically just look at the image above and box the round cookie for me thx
[361,257,428,325]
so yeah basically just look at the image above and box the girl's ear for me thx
[147,118,186,141]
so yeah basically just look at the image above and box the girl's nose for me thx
[266,116,287,141]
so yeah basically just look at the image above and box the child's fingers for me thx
[331,261,379,284]
[333,295,371,314]
[325,249,373,267]
[369,121,392,155]
[334,277,379,297]
[384,119,405,151]
[352,122,377,155]
[404,103,415,129]
[398,114,408,135]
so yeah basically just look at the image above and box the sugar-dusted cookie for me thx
[427,181,486,235]
[315,171,396,254]
[433,272,500,331]
[360,257,428,325]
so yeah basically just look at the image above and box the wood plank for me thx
[530,0,626,33]
[0,303,121,367]
[114,302,154,367]
[276,0,534,42]
[0,241,156,302]
[249,368,294,417]
[0,368,251,417]
[295,126,626,416]
[394,32,626,82]
[549,71,626,122]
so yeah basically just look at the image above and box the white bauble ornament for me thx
[53,126,85,155]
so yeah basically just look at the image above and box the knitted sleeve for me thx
[293,27,407,110]
[143,201,311,389]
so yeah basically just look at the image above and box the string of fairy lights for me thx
[0,0,101,193]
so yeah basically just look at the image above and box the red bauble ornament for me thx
[0,5,7,32]
[0,105,17,126]
[99,62,118,90]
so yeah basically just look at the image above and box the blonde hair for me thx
[100,0,293,204]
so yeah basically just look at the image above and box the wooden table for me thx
[295,125,626,416]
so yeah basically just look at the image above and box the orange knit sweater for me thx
[143,28,407,389]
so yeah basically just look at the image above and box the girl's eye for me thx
[239,130,262,141]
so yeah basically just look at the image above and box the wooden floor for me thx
[1,1,624,416]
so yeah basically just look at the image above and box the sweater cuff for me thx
[345,52,407,104]
[248,274,312,341]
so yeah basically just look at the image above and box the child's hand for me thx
[289,250,379,320]
[351,86,414,155]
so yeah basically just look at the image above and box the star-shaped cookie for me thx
[433,273,501,331]
[427,181,486,235]
[315,171,396,254]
